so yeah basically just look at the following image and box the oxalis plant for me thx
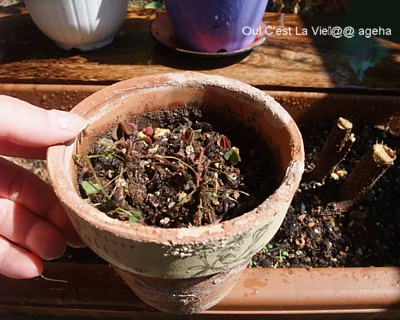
[73,120,251,228]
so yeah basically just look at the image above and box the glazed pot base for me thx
[150,13,267,57]
[114,262,247,314]
[56,35,115,51]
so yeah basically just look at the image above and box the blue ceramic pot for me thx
[164,0,268,53]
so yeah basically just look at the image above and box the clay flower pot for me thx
[24,0,128,51]
[164,0,269,53]
[47,72,304,314]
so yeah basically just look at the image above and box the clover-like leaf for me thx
[177,191,188,203]
[144,1,164,9]
[81,180,102,197]
[98,138,114,147]
[224,147,241,165]
[129,210,142,223]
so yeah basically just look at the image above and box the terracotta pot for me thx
[24,0,128,51]
[46,72,304,313]
[164,0,269,53]
[114,261,248,314]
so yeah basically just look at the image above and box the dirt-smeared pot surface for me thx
[47,72,304,279]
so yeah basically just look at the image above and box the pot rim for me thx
[47,72,304,245]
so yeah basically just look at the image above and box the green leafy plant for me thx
[128,0,164,9]
[74,120,252,227]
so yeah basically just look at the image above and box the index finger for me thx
[0,157,84,247]
[0,95,87,148]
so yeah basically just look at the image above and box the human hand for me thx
[0,95,87,279]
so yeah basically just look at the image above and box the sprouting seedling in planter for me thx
[73,119,251,228]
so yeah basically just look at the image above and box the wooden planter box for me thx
[1,84,399,319]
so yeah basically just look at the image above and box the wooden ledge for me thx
[0,83,399,124]
[1,8,399,92]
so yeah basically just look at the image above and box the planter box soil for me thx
[252,117,399,268]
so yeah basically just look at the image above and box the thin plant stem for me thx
[84,156,110,200]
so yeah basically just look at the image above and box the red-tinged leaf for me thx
[142,126,154,137]
[120,121,137,135]
[181,129,195,145]
[217,135,231,149]
[111,125,120,141]
[144,136,152,143]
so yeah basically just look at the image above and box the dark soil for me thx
[74,106,280,228]
[251,118,400,268]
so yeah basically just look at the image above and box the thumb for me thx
[0,95,87,148]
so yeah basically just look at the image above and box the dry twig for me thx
[311,117,355,183]
[337,143,396,212]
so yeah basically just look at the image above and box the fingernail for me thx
[43,243,67,261]
[50,110,88,134]
[30,263,44,278]
[68,241,87,249]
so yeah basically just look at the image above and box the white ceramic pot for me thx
[24,0,128,51]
